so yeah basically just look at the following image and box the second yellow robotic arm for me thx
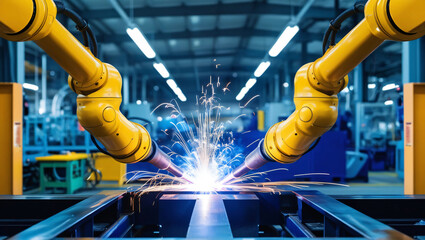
[221,0,425,184]
[0,0,188,180]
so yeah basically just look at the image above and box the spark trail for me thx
[125,78,347,195]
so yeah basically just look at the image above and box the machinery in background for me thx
[125,102,157,138]
[24,115,96,156]
[356,103,397,171]
[234,130,346,183]
[0,0,188,182]
[1,188,422,239]
[344,102,398,181]
[221,0,425,186]
[89,153,126,186]
[35,152,126,194]
[36,153,88,194]
[263,101,294,130]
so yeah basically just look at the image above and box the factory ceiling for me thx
[52,0,401,106]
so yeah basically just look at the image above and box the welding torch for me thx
[144,141,192,183]
[220,140,272,184]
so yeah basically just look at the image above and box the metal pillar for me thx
[8,42,16,83]
[353,63,363,103]
[16,42,25,84]
[283,61,291,97]
[141,76,147,101]
[123,74,129,105]
[131,72,137,103]
[402,39,425,84]
[34,57,40,114]
[274,74,280,102]
[352,63,364,152]
[41,55,47,114]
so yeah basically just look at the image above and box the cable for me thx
[279,137,322,158]
[322,1,366,54]
[301,137,321,156]
[85,26,98,57]
[89,118,153,159]
[90,134,114,157]
[54,1,98,57]
[85,153,102,188]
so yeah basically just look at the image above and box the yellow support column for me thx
[0,83,23,195]
[404,83,425,194]
[257,110,265,131]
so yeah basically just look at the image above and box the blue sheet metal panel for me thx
[10,191,124,239]
[158,194,196,237]
[255,192,287,225]
[234,130,346,182]
[135,191,162,226]
[294,190,410,239]
[222,194,259,237]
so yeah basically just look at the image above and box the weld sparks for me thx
[127,78,346,195]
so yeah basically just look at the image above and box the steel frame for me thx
[2,188,423,239]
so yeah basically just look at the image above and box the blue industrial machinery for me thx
[2,188,422,239]
[23,115,97,161]
[234,130,347,182]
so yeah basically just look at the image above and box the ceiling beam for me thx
[81,3,334,20]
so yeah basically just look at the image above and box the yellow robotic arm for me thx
[0,0,188,181]
[221,0,425,184]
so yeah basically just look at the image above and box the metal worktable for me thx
[1,187,423,239]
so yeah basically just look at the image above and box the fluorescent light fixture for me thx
[126,27,156,59]
[136,100,142,105]
[166,79,177,89]
[178,94,187,102]
[382,83,399,91]
[368,83,376,89]
[172,87,187,102]
[172,87,182,95]
[23,83,39,91]
[236,87,249,101]
[283,82,289,88]
[384,100,394,105]
[153,62,170,78]
[254,61,271,78]
[269,25,299,57]
[245,78,257,89]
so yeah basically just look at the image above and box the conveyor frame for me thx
[3,188,423,239]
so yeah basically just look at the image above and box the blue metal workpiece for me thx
[10,191,126,239]
[158,194,196,237]
[186,194,233,239]
[222,194,259,237]
[2,188,423,239]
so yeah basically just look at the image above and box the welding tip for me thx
[220,139,272,185]
[145,141,192,183]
